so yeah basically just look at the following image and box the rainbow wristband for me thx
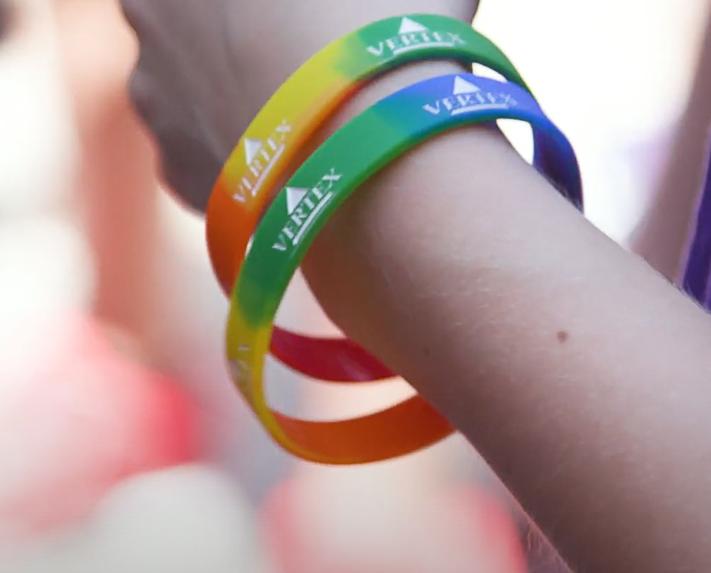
[226,73,583,464]
[207,14,532,382]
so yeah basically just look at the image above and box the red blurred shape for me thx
[0,314,200,538]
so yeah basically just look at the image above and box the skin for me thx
[122,1,711,571]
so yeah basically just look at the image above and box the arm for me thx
[123,2,711,570]
[308,66,711,572]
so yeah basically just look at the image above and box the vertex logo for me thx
[231,119,292,203]
[423,76,517,117]
[229,344,252,396]
[271,168,342,252]
[366,17,465,57]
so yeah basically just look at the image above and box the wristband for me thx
[207,14,532,382]
[226,73,583,464]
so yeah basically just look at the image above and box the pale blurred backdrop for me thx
[0,0,708,571]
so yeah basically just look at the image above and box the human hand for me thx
[121,0,479,210]
[119,6,711,572]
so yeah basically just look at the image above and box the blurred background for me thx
[0,0,708,571]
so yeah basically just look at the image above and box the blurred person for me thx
[0,0,197,548]
[631,5,711,280]
[123,0,711,571]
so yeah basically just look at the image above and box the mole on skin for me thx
[557,330,569,344]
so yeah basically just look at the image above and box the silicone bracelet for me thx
[682,148,711,306]
[226,73,583,464]
[207,14,532,382]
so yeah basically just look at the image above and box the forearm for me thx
[302,64,711,572]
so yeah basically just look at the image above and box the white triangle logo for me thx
[453,76,480,95]
[399,17,428,35]
[286,187,309,214]
[244,138,263,164]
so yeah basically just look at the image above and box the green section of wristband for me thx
[339,14,528,90]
